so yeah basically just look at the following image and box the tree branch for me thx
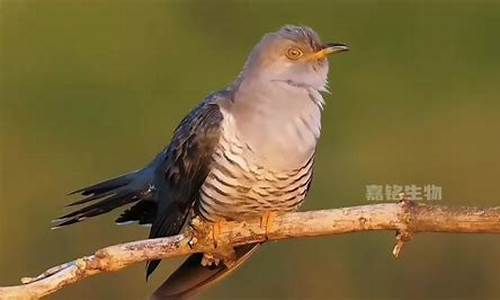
[1,201,499,299]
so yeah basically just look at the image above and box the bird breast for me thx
[230,80,323,170]
[197,83,323,221]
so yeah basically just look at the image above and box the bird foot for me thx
[200,219,237,268]
[260,211,278,240]
[211,219,227,248]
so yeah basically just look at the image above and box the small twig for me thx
[0,202,499,299]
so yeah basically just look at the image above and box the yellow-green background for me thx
[1,1,499,299]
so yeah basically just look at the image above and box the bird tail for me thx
[52,166,158,228]
[150,244,260,300]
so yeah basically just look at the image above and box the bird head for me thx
[239,25,349,91]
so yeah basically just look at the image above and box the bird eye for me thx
[286,47,303,60]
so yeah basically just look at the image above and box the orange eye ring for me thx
[286,47,303,60]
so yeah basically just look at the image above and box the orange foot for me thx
[203,219,236,268]
[260,211,278,240]
[211,218,227,248]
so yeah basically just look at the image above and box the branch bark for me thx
[1,201,499,299]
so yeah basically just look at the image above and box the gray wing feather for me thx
[146,91,227,277]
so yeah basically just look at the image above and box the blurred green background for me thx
[1,0,500,299]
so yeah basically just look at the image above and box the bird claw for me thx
[187,236,198,249]
[201,253,221,267]
[201,246,237,268]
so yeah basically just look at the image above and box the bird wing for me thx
[145,91,227,277]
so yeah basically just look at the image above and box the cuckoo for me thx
[53,25,349,299]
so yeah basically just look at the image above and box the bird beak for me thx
[313,43,349,60]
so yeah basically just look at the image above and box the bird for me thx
[52,25,348,299]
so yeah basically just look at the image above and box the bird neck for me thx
[233,76,325,115]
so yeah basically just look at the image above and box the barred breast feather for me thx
[198,106,316,222]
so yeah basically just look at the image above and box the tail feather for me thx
[53,168,156,229]
[53,191,136,227]
[68,171,136,196]
[150,244,260,299]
